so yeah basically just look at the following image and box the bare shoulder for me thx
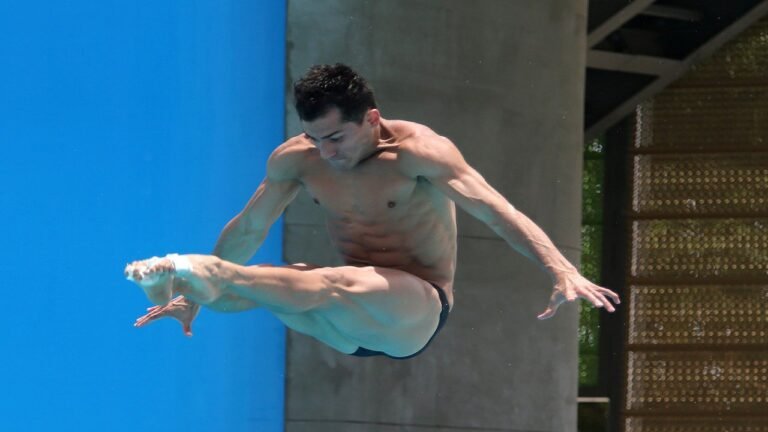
[388,119,439,141]
[390,120,465,177]
[267,135,314,181]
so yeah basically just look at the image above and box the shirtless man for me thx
[126,63,620,359]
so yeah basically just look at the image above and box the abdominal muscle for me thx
[325,196,457,298]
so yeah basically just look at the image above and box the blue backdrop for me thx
[0,2,286,431]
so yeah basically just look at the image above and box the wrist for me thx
[546,261,579,280]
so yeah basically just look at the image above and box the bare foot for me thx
[125,256,176,305]
[126,254,223,305]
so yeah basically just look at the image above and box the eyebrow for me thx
[305,130,342,141]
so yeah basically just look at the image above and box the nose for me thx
[319,142,338,159]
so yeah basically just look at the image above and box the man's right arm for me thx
[213,142,304,264]
[136,142,304,333]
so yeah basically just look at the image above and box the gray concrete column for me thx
[283,1,587,431]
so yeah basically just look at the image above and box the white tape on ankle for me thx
[165,253,193,275]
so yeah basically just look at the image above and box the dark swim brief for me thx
[350,282,450,360]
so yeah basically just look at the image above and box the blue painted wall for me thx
[0,2,286,431]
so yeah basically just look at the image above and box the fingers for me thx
[579,289,606,310]
[538,301,562,320]
[598,287,621,304]
[539,282,623,320]
[134,311,160,327]
[587,285,621,312]
[134,306,165,327]
[594,294,615,312]
[537,307,555,320]
[134,316,153,327]
[577,285,619,312]
[134,295,197,336]
[538,292,564,320]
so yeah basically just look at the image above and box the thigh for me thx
[330,266,440,322]
[313,266,443,357]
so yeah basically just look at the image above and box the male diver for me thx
[126,64,620,359]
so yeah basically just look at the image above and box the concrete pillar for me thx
[283,1,587,430]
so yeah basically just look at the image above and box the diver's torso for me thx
[299,139,457,304]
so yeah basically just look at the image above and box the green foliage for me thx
[579,137,605,388]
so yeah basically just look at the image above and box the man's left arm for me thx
[401,136,620,319]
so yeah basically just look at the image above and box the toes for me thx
[128,266,143,281]
[146,259,175,275]
[143,261,161,274]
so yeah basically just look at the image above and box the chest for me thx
[301,160,419,219]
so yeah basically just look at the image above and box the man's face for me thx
[302,107,375,170]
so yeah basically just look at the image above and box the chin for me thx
[330,158,354,169]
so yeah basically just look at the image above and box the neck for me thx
[351,119,397,167]
[377,119,396,143]
[357,146,385,165]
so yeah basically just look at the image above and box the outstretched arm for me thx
[401,136,619,319]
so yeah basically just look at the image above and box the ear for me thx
[366,109,381,126]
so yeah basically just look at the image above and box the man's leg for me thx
[126,254,443,357]
[194,263,319,313]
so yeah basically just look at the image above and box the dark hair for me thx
[293,63,377,124]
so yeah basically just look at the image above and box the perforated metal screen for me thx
[623,17,768,432]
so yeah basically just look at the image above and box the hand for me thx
[537,271,620,320]
[134,295,201,336]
